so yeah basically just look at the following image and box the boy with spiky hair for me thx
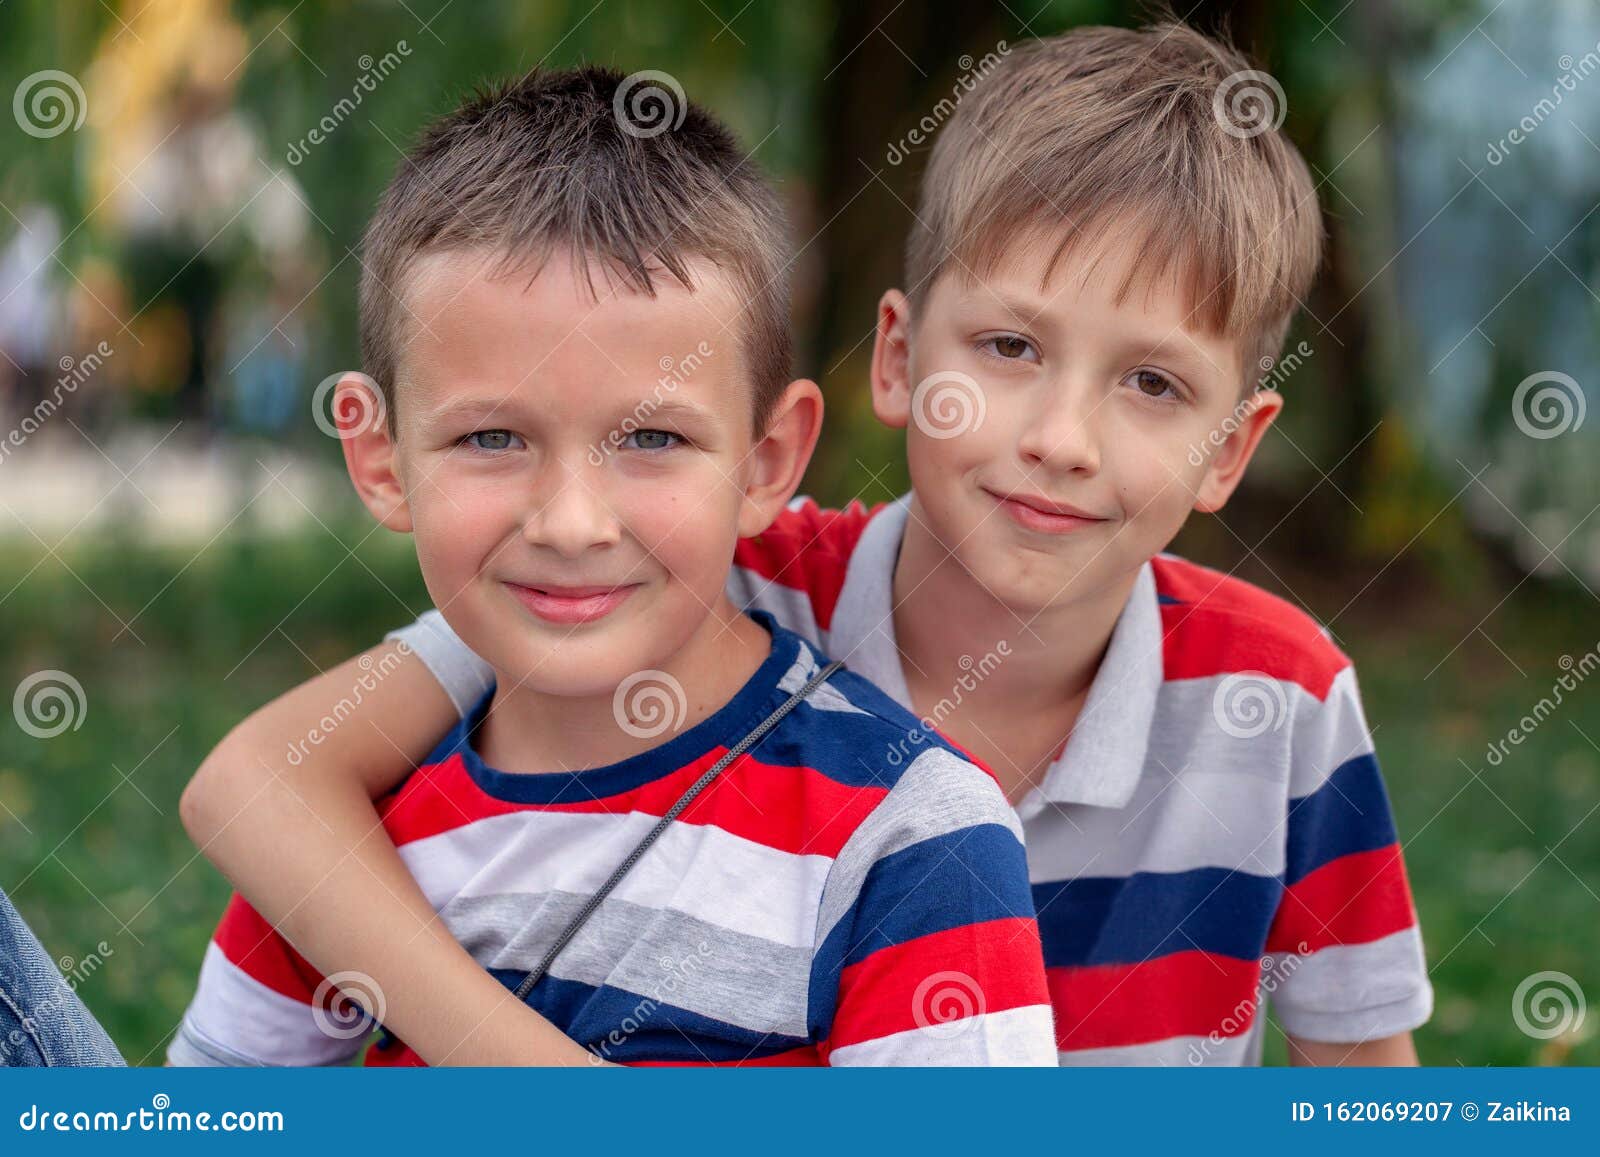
[169,66,1055,1067]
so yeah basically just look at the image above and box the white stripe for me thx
[1287,665,1377,800]
[168,943,366,1067]
[385,609,492,718]
[1025,668,1380,882]
[399,809,833,950]
[828,1003,1057,1066]
[1058,1026,1264,1067]
[1267,926,1432,1043]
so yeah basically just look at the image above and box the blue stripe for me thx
[1284,753,1398,885]
[483,969,810,1063]
[1032,867,1282,968]
[808,822,1035,1037]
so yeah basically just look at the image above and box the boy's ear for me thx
[336,374,412,533]
[869,289,913,429]
[1193,388,1284,513]
[738,378,824,539]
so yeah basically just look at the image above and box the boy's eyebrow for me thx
[420,395,527,426]
[418,392,721,427]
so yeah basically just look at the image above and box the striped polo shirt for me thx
[169,611,1058,1067]
[395,495,1433,1065]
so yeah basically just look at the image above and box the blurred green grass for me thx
[1,525,1595,1066]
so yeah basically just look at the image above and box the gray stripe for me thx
[442,891,812,1037]
[815,745,1021,944]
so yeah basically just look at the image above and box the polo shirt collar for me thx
[827,493,1162,810]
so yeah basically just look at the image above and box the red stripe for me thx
[825,917,1047,1054]
[1153,556,1348,699]
[381,751,888,859]
[1049,950,1262,1051]
[733,499,880,631]
[211,894,327,1008]
[1267,843,1417,954]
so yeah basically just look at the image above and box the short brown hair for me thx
[359,67,790,432]
[906,22,1323,380]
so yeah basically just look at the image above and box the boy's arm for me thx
[180,621,592,1065]
[1267,664,1430,1066]
[811,747,1057,1066]
[1289,1034,1418,1066]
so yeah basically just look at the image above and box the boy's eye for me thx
[980,334,1039,362]
[622,429,682,451]
[461,429,523,452]
[1126,369,1179,401]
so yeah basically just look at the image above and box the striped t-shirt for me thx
[169,610,1057,1067]
[396,495,1434,1065]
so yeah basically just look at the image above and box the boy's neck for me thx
[473,598,772,774]
[891,496,1139,798]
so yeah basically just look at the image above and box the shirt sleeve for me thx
[385,609,494,719]
[1265,663,1433,1043]
[809,746,1057,1066]
[167,894,374,1067]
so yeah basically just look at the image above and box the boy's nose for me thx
[1016,384,1102,477]
[521,458,623,557]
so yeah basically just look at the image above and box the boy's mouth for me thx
[504,582,642,625]
[983,486,1109,535]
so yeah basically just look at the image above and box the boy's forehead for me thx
[394,247,744,403]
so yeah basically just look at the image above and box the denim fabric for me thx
[0,886,124,1066]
